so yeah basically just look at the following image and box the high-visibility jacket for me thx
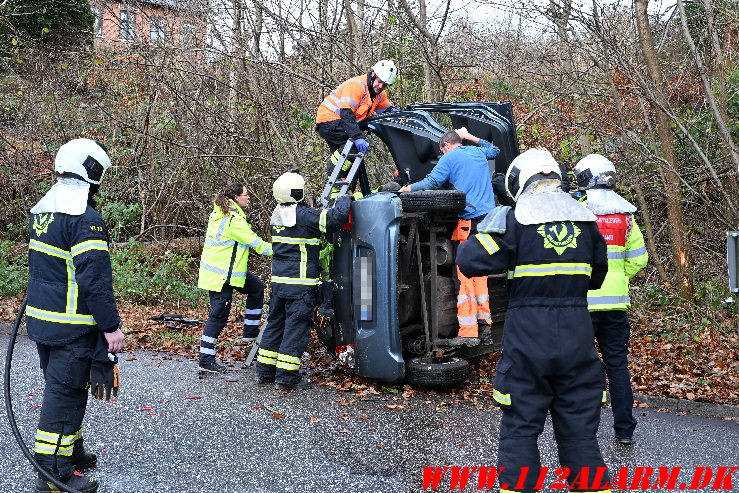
[587,212,648,311]
[270,197,351,298]
[315,74,391,125]
[26,204,121,346]
[198,200,272,292]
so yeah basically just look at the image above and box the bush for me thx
[111,240,203,307]
[0,240,27,296]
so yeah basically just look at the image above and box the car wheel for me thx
[400,190,466,213]
[404,355,470,388]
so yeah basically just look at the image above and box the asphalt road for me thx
[2,334,738,493]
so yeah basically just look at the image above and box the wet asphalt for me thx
[1,334,738,493]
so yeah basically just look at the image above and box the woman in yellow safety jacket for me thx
[197,182,272,373]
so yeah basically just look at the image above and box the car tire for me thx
[404,355,470,388]
[400,190,466,213]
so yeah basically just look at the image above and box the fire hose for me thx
[3,296,82,493]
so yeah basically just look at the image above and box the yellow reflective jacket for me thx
[587,212,648,311]
[198,200,272,292]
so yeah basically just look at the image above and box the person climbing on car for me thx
[399,127,501,347]
[255,172,351,391]
[456,148,611,493]
[315,60,399,192]
[574,153,648,446]
[197,182,272,373]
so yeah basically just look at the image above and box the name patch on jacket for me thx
[537,222,581,255]
[595,214,628,247]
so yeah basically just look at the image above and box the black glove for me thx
[90,333,120,400]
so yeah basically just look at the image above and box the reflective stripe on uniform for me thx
[607,251,625,260]
[70,239,109,257]
[271,236,320,245]
[275,353,301,371]
[319,210,328,233]
[476,234,500,255]
[602,391,607,403]
[493,389,511,406]
[29,239,72,260]
[244,308,262,315]
[457,314,477,326]
[26,305,95,324]
[271,276,319,285]
[299,244,308,279]
[199,347,216,355]
[257,348,278,366]
[204,238,235,247]
[200,261,229,276]
[587,295,630,306]
[510,262,592,278]
[201,335,217,344]
[624,246,647,258]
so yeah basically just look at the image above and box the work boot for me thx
[35,471,99,493]
[275,377,311,392]
[198,360,227,373]
[616,435,635,446]
[255,375,275,386]
[479,326,493,345]
[72,438,97,472]
[72,450,97,472]
[438,337,480,348]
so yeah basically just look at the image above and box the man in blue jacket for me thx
[27,138,125,493]
[400,127,500,345]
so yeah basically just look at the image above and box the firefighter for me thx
[456,148,611,493]
[574,154,648,446]
[27,138,125,493]
[255,172,350,391]
[197,183,272,373]
[315,60,399,192]
[400,127,501,346]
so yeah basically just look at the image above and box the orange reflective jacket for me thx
[316,74,391,124]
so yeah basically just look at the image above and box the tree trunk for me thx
[550,0,591,156]
[634,0,694,299]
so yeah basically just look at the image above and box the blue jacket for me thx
[27,203,121,346]
[411,139,500,219]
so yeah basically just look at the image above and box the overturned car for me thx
[316,102,520,387]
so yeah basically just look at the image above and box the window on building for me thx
[91,6,103,37]
[179,21,195,48]
[150,16,166,43]
[119,10,137,41]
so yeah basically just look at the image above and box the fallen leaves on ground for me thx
[1,297,737,406]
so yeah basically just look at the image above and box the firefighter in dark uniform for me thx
[457,148,611,493]
[255,172,350,391]
[27,139,125,493]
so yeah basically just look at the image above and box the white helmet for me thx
[372,60,397,85]
[54,138,111,185]
[574,154,617,190]
[273,172,305,204]
[505,148,561,202]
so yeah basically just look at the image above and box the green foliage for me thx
[0,240,27,296]
[101,201,143,243]
[111,241,203,307]
[0,0,93,56]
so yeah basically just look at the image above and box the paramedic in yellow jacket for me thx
[574,154,648,446]
[197,182,272,373]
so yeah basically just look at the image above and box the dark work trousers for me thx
[35,331,97,480]
[592,309,637,439]
[315,121,369,194]
[200,272,264,364]
[495,304,610,493]
[255,288,317,385]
